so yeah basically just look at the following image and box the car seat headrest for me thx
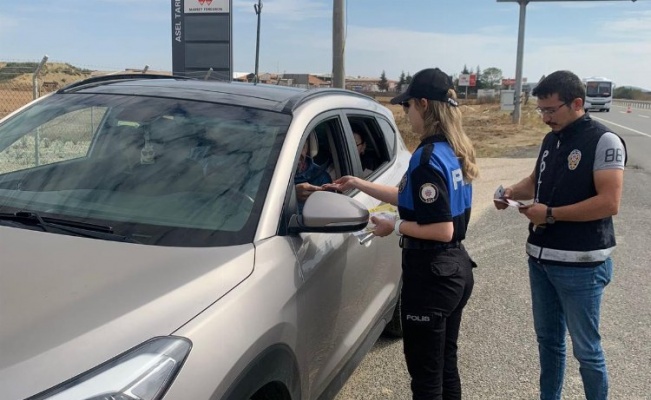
[309,130,319,158]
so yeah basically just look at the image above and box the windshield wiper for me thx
[0,211,139,243]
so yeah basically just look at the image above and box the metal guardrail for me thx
[613,99,651,110]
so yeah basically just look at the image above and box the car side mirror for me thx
[288,191,369,233]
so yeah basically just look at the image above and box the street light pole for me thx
[254,0,263,84]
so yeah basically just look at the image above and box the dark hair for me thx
[532,70,585,104]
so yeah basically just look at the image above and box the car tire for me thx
[251,383,291,400]
[382,290,403,338]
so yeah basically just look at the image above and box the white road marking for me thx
[592,116,651,138]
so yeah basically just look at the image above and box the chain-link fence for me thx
[0,59,112,119]
[0,62,40,119]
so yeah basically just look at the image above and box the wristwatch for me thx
[394,219,404,236]
[546,207,555,225]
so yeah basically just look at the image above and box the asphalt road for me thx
[336,113,651,400]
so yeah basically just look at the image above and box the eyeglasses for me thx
[400,101,410,110]
[536,103,567,116]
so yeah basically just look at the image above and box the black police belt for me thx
[399,236,461,250]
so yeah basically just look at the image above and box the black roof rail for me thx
[57,73,193,93]
[283,88,378,113]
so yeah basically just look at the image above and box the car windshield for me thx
[0,92,290,246]
[586,81,612,97]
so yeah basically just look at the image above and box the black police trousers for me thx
[400,246,475,400]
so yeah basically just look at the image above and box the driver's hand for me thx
[296,182,323,202]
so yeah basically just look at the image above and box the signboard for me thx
[185,0,229,13]
[502,77,527,87]
[459,74,477,87]
[172,0,232,80]
[500,90,515,111]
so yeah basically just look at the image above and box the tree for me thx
[475,65,485,89]
[378,70,389,92]
[481,67,503,89]
[614,86,637,100]
[405,73,413,85]
[461,64,471,75]
[397,71,406,92]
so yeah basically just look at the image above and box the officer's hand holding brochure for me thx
[354,203,398,244]
[493,184,527,208]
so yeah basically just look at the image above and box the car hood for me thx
[0,226,254,399]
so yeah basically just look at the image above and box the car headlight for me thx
[28,337,192,400]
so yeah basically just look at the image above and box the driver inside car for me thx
[294,140,331,207]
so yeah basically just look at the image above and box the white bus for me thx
[583,77,614,112]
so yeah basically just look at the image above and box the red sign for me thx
[469,74,477,87]
[502,78,527,87]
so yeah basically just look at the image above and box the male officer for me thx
[496,70,626,400]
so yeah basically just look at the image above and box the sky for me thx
[1,0,651,90]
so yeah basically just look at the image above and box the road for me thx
[336,111,651,400]
[593,103,651,170]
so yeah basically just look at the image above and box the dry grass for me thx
[0,88,34,118]
[377,97,549,158]
[6,63,92,86]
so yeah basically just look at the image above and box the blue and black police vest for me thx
[398,134,472,243]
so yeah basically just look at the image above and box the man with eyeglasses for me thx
[494,70,626,400]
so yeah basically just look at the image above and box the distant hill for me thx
[0,62,93,87]
[614,85,651,101]
[0,61,172,91]
[618,85,651,93]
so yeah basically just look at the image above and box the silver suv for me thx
[0,75,411,399]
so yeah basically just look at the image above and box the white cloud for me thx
[525,40,651,88]
[606,10,651,36]
[330,23,651,89]
[343,25,517,79]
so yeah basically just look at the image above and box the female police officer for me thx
[329,68,479,400]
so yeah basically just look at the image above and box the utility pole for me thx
[513,0,527,125]
[254,0,263,84]
[332,0,345,89]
